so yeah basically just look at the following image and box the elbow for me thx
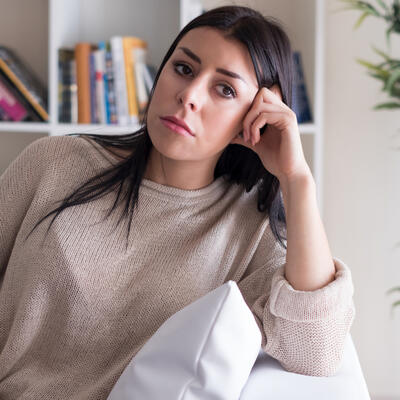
[285,360,341,377]
[281,345,345,377]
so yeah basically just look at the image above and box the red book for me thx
[0,76,29,121]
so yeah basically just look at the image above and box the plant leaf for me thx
[376,0,390,12]
[387,69,400,94]
[391,300,400,310]
[355,1,381,16]
[357,58,390,77]
[373,102,400,109]
[386,26,393,50]
[369,73,387,82]
[371,45,392,61]
[335,0,380,15]
[354,10,371,28]
[386,287,400,295]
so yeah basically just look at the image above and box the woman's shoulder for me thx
[78,135,134,163]
[15,135,120,179]
[24,134,88,157]
[26,134,133,166]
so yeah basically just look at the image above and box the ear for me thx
[269,84,283,102]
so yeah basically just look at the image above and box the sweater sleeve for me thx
[0,137,50,276]
[237,222,355,377]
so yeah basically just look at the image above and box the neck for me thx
[143,146,218,190]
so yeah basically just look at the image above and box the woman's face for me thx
[146,26,260,164]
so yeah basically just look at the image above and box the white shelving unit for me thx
[0,0,325,215]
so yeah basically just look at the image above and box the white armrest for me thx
[239,334,371,400]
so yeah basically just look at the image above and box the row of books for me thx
[59,36,157,125]
[0,43,312,125]
[0,45,49,122]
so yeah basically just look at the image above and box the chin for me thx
[146,126,193,161]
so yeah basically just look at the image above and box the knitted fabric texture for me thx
[0,135,355,399]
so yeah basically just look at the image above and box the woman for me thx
[0,5,355,399]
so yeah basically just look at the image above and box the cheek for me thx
[148,70,178,111]
[206,106,245,139]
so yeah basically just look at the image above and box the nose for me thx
[176,77,205,112]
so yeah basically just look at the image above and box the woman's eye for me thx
[173,62,193,76]
[216,84,236,99]
[173,62,237,99]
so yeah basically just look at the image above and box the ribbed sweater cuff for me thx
[268,257,354,322]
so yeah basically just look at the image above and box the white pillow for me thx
[107,281,262,400]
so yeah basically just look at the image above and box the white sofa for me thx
[108,281,371,400]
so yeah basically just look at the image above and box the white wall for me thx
[325,0,400,398]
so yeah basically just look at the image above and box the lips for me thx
[160,115,194,136]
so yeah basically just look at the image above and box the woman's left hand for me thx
[231,86,311,182]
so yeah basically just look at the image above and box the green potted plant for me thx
[335,0,400,314]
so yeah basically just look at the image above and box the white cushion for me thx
[107,281,262,400]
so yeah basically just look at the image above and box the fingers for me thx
[249,113,268,146]
[244,103,282,144]
[243,87,283,140]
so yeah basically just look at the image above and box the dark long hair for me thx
[25,5,292,251]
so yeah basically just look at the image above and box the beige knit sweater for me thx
[0,134,355,399]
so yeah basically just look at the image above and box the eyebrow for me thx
[177,46,248,85]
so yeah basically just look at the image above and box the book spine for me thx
[0,78,28,121]
[142,63,156,96]
[75,42,92,123]
[70,59,78,124]
[110,36,129,125]
[123,37,141,125]
[58,52,63,121]
[94,48,107,124]
[89,51,98,123]
[132,46,148,123]
[98,41,110,124]
[105,45,117,124]
[0,104,12,121]
[0,46,49,121]
[0,71,41,121]
[58,48,74,123]
[292,51,312,123]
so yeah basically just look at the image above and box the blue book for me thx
[98,40,111,124]
[291,51,312,123]
[89,51,98,123]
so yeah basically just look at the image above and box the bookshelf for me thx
[0,0,326,216]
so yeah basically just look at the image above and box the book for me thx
[0,45,48,121]
[110,36,129,125]
[100,40,118,124]
[0,71,42,121]
[75,42,92,123]
[89,51,98,123]
[132,46,149,122]
[0,76,29,121]
[94,47,107,124]
[58,48,75,123]
[70,58,78,123]
[142,63,157,96]
[0,104,12,121]
[291,51,312,123]
[123,36,147,124]
[98,41,110,124]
